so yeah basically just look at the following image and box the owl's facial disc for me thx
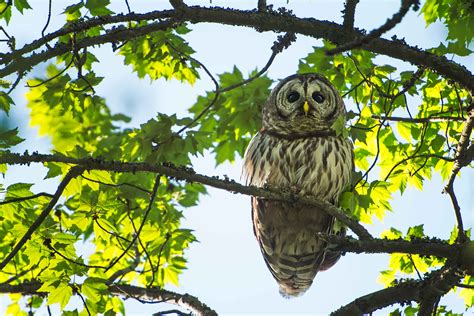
[265,73,345,134]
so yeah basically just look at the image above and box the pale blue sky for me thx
[1,1,473,315]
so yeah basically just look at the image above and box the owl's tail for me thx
[278,281,312,298]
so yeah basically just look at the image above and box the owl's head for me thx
[262,73,346,135]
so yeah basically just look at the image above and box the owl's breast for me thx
[242,133,353,202]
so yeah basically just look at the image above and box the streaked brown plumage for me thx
[242,73,353,297]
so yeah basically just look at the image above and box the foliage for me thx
[0,0,472,315]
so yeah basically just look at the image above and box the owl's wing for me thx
[251,196,339,297]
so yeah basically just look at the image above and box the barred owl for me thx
[242,73,353,297]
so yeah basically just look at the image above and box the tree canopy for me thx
[0,0,473,315]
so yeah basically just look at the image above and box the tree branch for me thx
[369,115,466,123]
[105,175,161,272]
[0,19,179,78]
[443,98,474,242]
[318,234,458,259]
[1,6,473,91]
[331,265,464,316]
[0,166,83,271]
[342,0,359,30]
[328,0,417,55]
[0,282,217,316]
[0,152,372,240]
[0,192,54,205]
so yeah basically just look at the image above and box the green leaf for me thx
[397,122,412,142]
[47,282,72,309]
[44,162,63,179]
[331,115,349,137]
[13,0,31,13]
[0,128,24,148]
[82,277,108,303]
[85,0,113,16]
[62,2,84,21]
[0,91,14,113]
[0,3,12,23]
[120,25,199,84]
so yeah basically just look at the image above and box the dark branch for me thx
[0,192,54,205]
[169,0,187,10]
[0,166,83,271]
[105,175,161,272]
[153,310,190,316]
[0,152,372,240]
[175,32,294,135]
[369,115,466,123]
[328,0,417,55]
[0,19,179,78]
[1,6,473,91]
[0,282,217,316]
[257,0,267,12]
[443,98,474,242]
[342,0,359,30]
[318,234,458,259]
[111,284,218,316]
[331,265,464,316]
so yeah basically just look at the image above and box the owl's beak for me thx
[303,101,310,115]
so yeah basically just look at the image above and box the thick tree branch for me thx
[0,152,372,240]
[1,6,473,91]
[0,166,83,271]
[0,282,217,316]
[110,284,217,316]
[331,265,464,316]
[0,19,178,79]
[318,234,458,259]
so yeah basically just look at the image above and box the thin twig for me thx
[75,288,92,316]
[0,192,54,205]
[105,175,161,272]
[26,58,74,88]
[93,216,131,243]
[443,100,473,242]
[6,72,23,94]
[41,0,53,41]
[81,174,152,194]
[174,33,294,136]
[370,115,465,123]
[125,210,156,287]
[46,242,107,270]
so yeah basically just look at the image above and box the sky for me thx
[1,0,473,315]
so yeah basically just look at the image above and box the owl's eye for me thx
[312,92,325,103]
[286,91,300,103]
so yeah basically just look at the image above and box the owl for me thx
[242,73,353,297]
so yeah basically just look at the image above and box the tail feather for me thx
[252,198,344,297]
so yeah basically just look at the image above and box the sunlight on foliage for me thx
[0,0,472,314]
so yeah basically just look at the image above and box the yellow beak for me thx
[303,101,310,115]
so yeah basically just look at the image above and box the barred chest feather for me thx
[243,132,353,203]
